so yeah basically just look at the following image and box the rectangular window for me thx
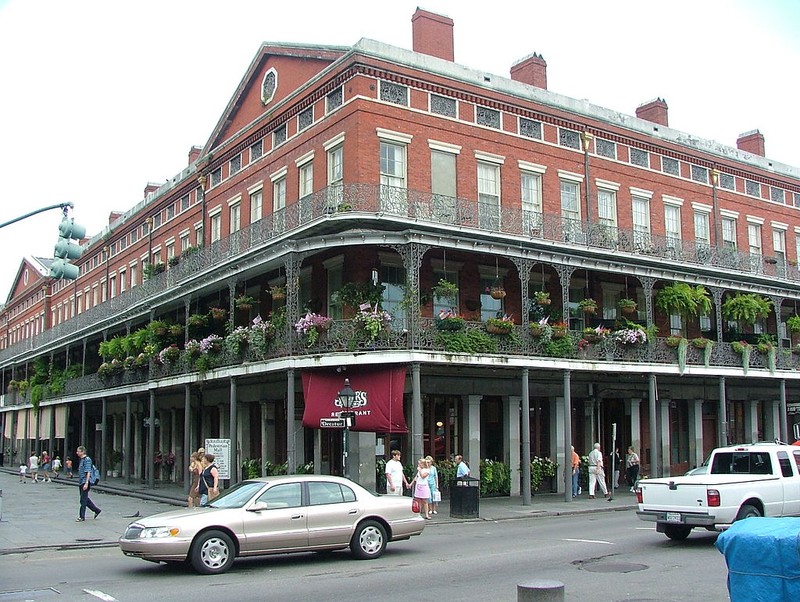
[299,162,314,199]
[379,81,408,106]
[595,139,616,159]
[477,162,501,230]
[746,179,761,197]
[379,141,407,212]
[230,203,241,233]
[720,173,735,190]
[771,187,785,204]
[250,140,263,162]
[180,233,190,252]
[632,197,651,245]
[748,223,762,257]
[130,264,137,288]
[210,167,222,187]
[210,213,222,243]
[273,178,286,212]
[559,129,580,149]
[153,213,162,228]
[250,189,263,222]
[325,87,343,113]
[476,106,501,129]
[195,225,204,247]
[298,106,313,131]
[560,180,582,242]
[230,154,241,176]
[180,194,190,211]
[664,205,681,245]
[326,145,344,211]
[274,124,287,146]
[519,117,542,139]
[691,165,708,184]
[119,269,126,293]
[597,189,617,228]
[630,148,649,168]
[694,211,710,245]
[722,218,737,249]
[431,149,457,223]
[661,156,680,176]
[431,94,457,118]
[773,229,786,265]
[109,276,116,299]
[521,172,542,234]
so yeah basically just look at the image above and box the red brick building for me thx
[2,9,799,495]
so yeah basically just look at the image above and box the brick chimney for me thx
[636,98,669,127]
[108,211,123,225]
[188,145,202,165]
[737,130,765,157]
[411,8,454,61]
[143,183,160,198]
[510,53,548,90]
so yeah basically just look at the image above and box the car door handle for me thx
[291,514,304,520]
[348,509,358,515]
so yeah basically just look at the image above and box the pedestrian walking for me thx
[384,450,409,496]
[425,456,440,514]
[52,456,62,478]
[587,442,609,499]
[19,462,27,483]
[65,457,73,478]
[75,445,101,522]
[626,446,641,492]
[29,452,39,483]
[40,450,52,482]
[186,452,202,508]
[198,453,220,506]
[571,445,581,497]
[410,458,431,519]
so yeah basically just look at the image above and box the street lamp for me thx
[337,378,356,480]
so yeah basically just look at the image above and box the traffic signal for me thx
[50,217,86,280]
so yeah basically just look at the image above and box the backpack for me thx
[90,462,100,485]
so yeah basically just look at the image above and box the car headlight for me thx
[139,526,181,538]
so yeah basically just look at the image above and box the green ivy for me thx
[436,329,498,354]
[480,459,511,496]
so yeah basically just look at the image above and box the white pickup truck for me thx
[636,443,800,540]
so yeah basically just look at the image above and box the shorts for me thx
[42,464,51,471]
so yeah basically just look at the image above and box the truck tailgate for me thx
[640,481,712,511]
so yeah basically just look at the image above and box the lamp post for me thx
[710,167,720,247]
[581,131,594,225]
[337,378,356,480]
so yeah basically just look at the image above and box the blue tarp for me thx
[716,517,800,601]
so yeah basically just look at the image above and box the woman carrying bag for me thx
[198,453,220,505]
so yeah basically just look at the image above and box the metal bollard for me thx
[517,579,565,602]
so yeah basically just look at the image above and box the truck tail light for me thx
[636,488,643,503]
[707,489,721,507]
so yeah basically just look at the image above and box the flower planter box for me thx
[486,324,511,335]
[551,327,567,339]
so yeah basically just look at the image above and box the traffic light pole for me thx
[0,202,73,231]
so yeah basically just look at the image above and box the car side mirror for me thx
[248,501,269,512]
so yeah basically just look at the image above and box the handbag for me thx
[432,491,442,503]
[411,499,420,513]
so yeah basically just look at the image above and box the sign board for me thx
[320,418,346,429]
[794,423,800,441]
[204,438,231,480]
[788,403,800,415]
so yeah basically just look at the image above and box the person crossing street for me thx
[75,445,101,522]
[587,442,609,499]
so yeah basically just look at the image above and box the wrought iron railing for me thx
[3,184,798,366]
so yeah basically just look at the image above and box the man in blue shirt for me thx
[76,446,101,522]
[455,455,470,478]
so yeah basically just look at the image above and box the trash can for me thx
[450,476,480,518]
[716,517,800,601]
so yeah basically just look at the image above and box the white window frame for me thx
[248,182,263,223]
[520,161,545,235]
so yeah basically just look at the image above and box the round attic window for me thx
[261,68,278,106]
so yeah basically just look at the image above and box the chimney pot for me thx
[635,98,669,127]
[411,8,454,61]
[188,145,202,166]
[737,130,765,157]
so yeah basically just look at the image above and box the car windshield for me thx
[205,481,265,509]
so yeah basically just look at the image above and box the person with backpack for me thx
[75,445,101,522]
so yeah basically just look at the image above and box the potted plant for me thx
[432,279,459,306]
[551,321,568,339]
[435,309,466,332]
[530,318,552,338]
[722,293,772,325]
[487,279,506,300]
[787,315,800,334]
[269,285,286,303]
[656,283,712,330]
[187,313,208,329]
[158,344,181,364]
[294,312,333,347]
[353,303,392,342]
[169,323,184,338]
[485,313,514,335]
[168,255,181,267]
[534,291,551,306]
[578,298,598,314]
[209,307,227,321]
[692,337,712,349]
[612,327,647,346]
[666,335,685,348]
[618,298,638,315]
[235,294,257,311]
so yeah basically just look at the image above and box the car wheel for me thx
[663,524,692,541]
[191,530,235,574]
[736,504,762,521]
[350,520,387,559]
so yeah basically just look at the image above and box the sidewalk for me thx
[0,469,637,555]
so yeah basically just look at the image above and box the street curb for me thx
[0,541,120,556]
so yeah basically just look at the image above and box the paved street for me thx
[0,470,732,602]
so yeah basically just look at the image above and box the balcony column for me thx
[718,376,728,447]
[125,394,132,482]
[229,377,238,485]
[391,242,430,349]
[284,255,303,354]
[627,397,642,457]
[183,385,191,489]
[463,395,481,481]
[170,407,179,483]
[690,399,704,470]
[100,398,107,479]
[561,370,572,501]
[80,399,87,446]
[648,374,658,477]
[744,400,759,443]
[506,395,521,497]
[764,398,781,442]
[147,390,156,489]
[659,398,671,477]
[521,368,531,506]
[710,287,725,344]
[259,401,269,476]
[133,410,142,480]
[769,295,785,342]
[411,363,423,462]
[581,131,593,223]
[183,298,191,345]
[512,259,534,353]
[81,339,87,376]
[636,276,656,328]
[584,397,596,453]
[780,379,789,443]
[554,265,576,324]
[286,368,295,475]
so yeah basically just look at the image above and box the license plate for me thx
[666,512,682,523]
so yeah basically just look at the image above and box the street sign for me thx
[320,418,346,428]
[204,438,231,479]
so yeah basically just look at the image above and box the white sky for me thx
[0,0,798,300]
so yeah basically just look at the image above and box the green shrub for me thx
[436,329,498,353]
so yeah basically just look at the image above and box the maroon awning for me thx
[301,366,407,433]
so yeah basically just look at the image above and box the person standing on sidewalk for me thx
[626,446,641,492]
[587,442,609,499]
[571,446,581,497]
[384,450,409,496]
[40,450,52,483]
[455,455,470,478]
[29,452,39,483]
[75,445,101,522]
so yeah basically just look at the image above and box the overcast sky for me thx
[0,0,798,301]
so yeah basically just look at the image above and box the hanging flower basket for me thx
[269,286,286,302]
[534,291,551,306]
[618,299,637,315]
[551,323,568,339]
[209,307,227,321]
[691,337,711,349]
[578,299,598,315]
[485,316,514,335]
[666,336,684,348]
[436,311,465,332]
[490,287,506,300]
